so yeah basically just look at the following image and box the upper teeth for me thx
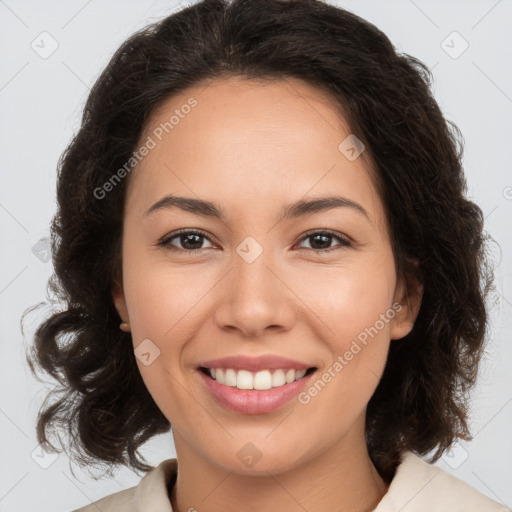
[208,368,308,390]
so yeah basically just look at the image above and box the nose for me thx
[212,245,297,339]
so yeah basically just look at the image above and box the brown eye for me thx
[296,230,351,252]
[157,229,214,252]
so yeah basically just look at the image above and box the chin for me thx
[204,440,312,477]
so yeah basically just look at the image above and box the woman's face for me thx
[113,76,419,474]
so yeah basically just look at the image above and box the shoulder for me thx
[374,450,510,512]
[71,459,178,512]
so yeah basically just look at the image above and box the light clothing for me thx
[73,450,510,511]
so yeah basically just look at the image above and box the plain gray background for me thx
[1,0,511,510]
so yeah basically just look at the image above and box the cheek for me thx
[304,251,397,397]
[298,288,395,442]
[299,251,397,345]
[122,246,212,342]
[120,243,208,407]
[122,262,199,422]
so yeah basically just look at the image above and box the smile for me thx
[200,367,316,390]
[197,366,318,415]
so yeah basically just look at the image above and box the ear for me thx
[390,263,423,340]
[112,276,129,325]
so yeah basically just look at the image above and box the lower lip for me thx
[197,369,316,415]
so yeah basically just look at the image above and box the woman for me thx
[24,0,508,510]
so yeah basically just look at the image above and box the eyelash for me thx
[155,228,351,254]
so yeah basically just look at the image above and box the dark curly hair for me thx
[23,0,495,483]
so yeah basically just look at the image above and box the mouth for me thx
[198,366,317,390]
[197,365,318,415]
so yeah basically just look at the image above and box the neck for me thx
[169,416,390,512]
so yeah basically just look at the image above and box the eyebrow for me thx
[144,194,370,223]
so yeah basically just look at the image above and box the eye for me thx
[156,229,214,253]
[294,230,351,253]
[155,228,351,254]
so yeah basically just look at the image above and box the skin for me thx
[113,76,423,512]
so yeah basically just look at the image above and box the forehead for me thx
[126,76,384,228]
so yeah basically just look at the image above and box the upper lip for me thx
[198,355,316,372]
